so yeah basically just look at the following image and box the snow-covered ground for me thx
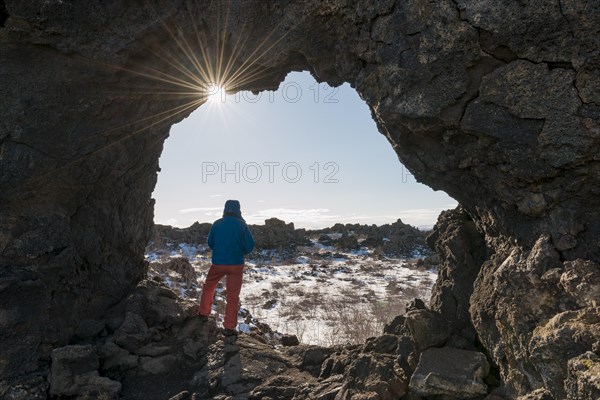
[146,240,437,346]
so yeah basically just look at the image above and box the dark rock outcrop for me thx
[311,299,495,400]
[409,347,489,398]
[565,351,600,400]
[313,219,430,256]
[427,208,487,341]
[250,218,310,250]
[148,217,429,256]
[49,345,121,399]
[1,0,599,398]
[148,222,212,252]
[149,257,198,288]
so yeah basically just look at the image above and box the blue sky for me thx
[152,71,456,229]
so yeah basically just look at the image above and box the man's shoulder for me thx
[212,217,226,226]
[214,217,245,227]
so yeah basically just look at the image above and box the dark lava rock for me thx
[427,207,487,340]
[1,1,599,399]
[50,345,121,399]
[409,347,489,399]
[281,334,300,347]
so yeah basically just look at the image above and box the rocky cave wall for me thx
[1,0,599,398]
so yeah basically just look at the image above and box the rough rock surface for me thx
[250,218,310,250]
[6,276,485,400]
[149,222,212,252]
[50,345,121,399]
[409,347,490,398]
[528,307,600,399]
[427,208,487,340]
[313,219,429,256]
[1,0,599,398]
[150,257,198,288]
[515,389,555,400]
[565,351,600,400]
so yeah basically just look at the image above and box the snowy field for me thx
[146,240,437,346]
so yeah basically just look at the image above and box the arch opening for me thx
[148,70,456,345]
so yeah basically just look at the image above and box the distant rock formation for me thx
[249,218,311,250]
[147,217,430,258]
[149,222,212,252]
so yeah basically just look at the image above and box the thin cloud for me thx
[179,206,222,214]
[246,208,339,225]
[173,204,458,229]
[244,205,457,229]
[396,206,457,224]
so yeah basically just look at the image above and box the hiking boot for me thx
[198,314,209,323]
[223,329,238,337]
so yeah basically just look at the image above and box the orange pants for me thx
[199,264,244,330]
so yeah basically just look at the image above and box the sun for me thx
[206,84,226,104]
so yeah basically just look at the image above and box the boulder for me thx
[113,312,151,352]
[251,218,309,250]
[50,345,121,398]
[0,375,48,400]
[281,334,300,347]
[337,233,360,250]
[140,354,178,375]
[97,341,140,372]
[284,345,336,377]
[154,257,198,287]
[565,351,600,400]
[528,307,600,399]
[336,353,408,400]
[409,347,489,398]
[427,208,486,339]
[405,308,452,350]
[75,318,107,341]
[363,334,400,354]
[383,315,406,335]
[515,388,555,400]
[560,259,600,308]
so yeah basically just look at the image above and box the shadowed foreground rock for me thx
[409,347,489,398]
[50,345,121,398]
[1,276,497,399]
[1,0,600,399]
[566,352,600,400]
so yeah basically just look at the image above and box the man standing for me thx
[198,200,255,337]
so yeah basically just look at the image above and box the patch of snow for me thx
[146,240,437,346]
[238,322,253,333]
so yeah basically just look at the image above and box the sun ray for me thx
[223,17,306,90]
[220,20,253,89]
[171,23,212,85]
[158,21,212,85]
[13,0,310,203]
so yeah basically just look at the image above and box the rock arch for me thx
[1,1,598,398]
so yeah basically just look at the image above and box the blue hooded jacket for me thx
[207,200,255,265]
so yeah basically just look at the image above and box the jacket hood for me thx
[223,199,243,219]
